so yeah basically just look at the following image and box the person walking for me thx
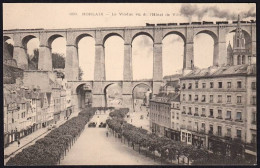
[17,139,20,147]
[106,131,108,137]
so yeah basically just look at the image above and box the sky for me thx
[3,3,256,80]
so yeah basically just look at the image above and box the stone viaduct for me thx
[3,23,256,110]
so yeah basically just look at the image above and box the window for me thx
[209,109,214,117]
[202,83,206,88]
[189,107,192,114]
[237,40,239,47]
[226,111,231,119]
[218,95,222,103]
[210,82,214,88]
[226,128,231,137]
[236,129,242,139]
[183,106,186,112]
[242,55,245,64]
[202,108,206,115]
[210,95,213,103]
[237,55,241,65]
[189,95,192,101]
[236,112,242,121]
[176,104,179,109]
[237,96,242,104]
[252,112,256,124]
[252,134,256,144]
[172,122,174,129]
[195,122,198,131]
[202,95,206,102]
[218,110,222,119]
[251,82,256,90]
[209,125,213,134]
[195,95,198,101]
[217,126,222,136]
[195,81,198,88]
[218,82,222,88]
[251,96,256,105]
[188,83,192,89]
[182,83,186,89]
[195,107,198,114]
[183,94,186,101]
[176,113,179,120]
[227,95,231,103]
[237,81,242,88]
[227,82,231,88]
[201,123,205,132]
[172,112,175,119]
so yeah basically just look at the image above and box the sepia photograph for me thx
[3,3,257,166]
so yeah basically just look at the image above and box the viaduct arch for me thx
[4,23,256,110]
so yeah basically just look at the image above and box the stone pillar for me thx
[94,30,105,81]
[124,44,132,81]
[38,32,52,71]
[65,45,78,80]
[92,82,105,107]
[215,28,227,66]
[122,82,133,111]
[13,34,28,70]
[65,31,79,81]
[183,27,194,70]
[153,28,163,95]
[124,29,133,81]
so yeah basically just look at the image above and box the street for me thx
[60,113,158,165]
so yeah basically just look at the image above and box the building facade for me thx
[180,64,256,158]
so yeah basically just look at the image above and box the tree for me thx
[52,53,65,69]
[78,67,84,81]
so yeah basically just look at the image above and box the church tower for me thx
[232,15,250,65]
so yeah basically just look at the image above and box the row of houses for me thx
[3,71,74,147]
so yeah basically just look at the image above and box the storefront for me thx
[192,133,207,148]
[181,129,192,145]
[170,129,181,141]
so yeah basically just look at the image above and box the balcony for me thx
[194,113,199,116]
[208,115,214,118]
[225,117,232,121]
[251,120,256,125]
[246,141,257,152]
[201,99,206,102]
[201,114,206,117]
[233,137,242,143]
[217,101,222,103]
[216,116,223,120]
[187,112,192,115]
[208,130,213,135]
[235,119,243,122]
[200,129,206,134]
[224,135,232,141]
[188,86,192,89]
[181,111,186,115]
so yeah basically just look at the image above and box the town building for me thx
[179,64,256,157]
[150,92,180,139]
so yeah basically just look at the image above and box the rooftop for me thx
[181,64,256,80]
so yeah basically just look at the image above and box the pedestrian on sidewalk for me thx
[17,139,20,147]
[106,131,108,137]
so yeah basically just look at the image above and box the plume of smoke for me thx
[180,4,256,21]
